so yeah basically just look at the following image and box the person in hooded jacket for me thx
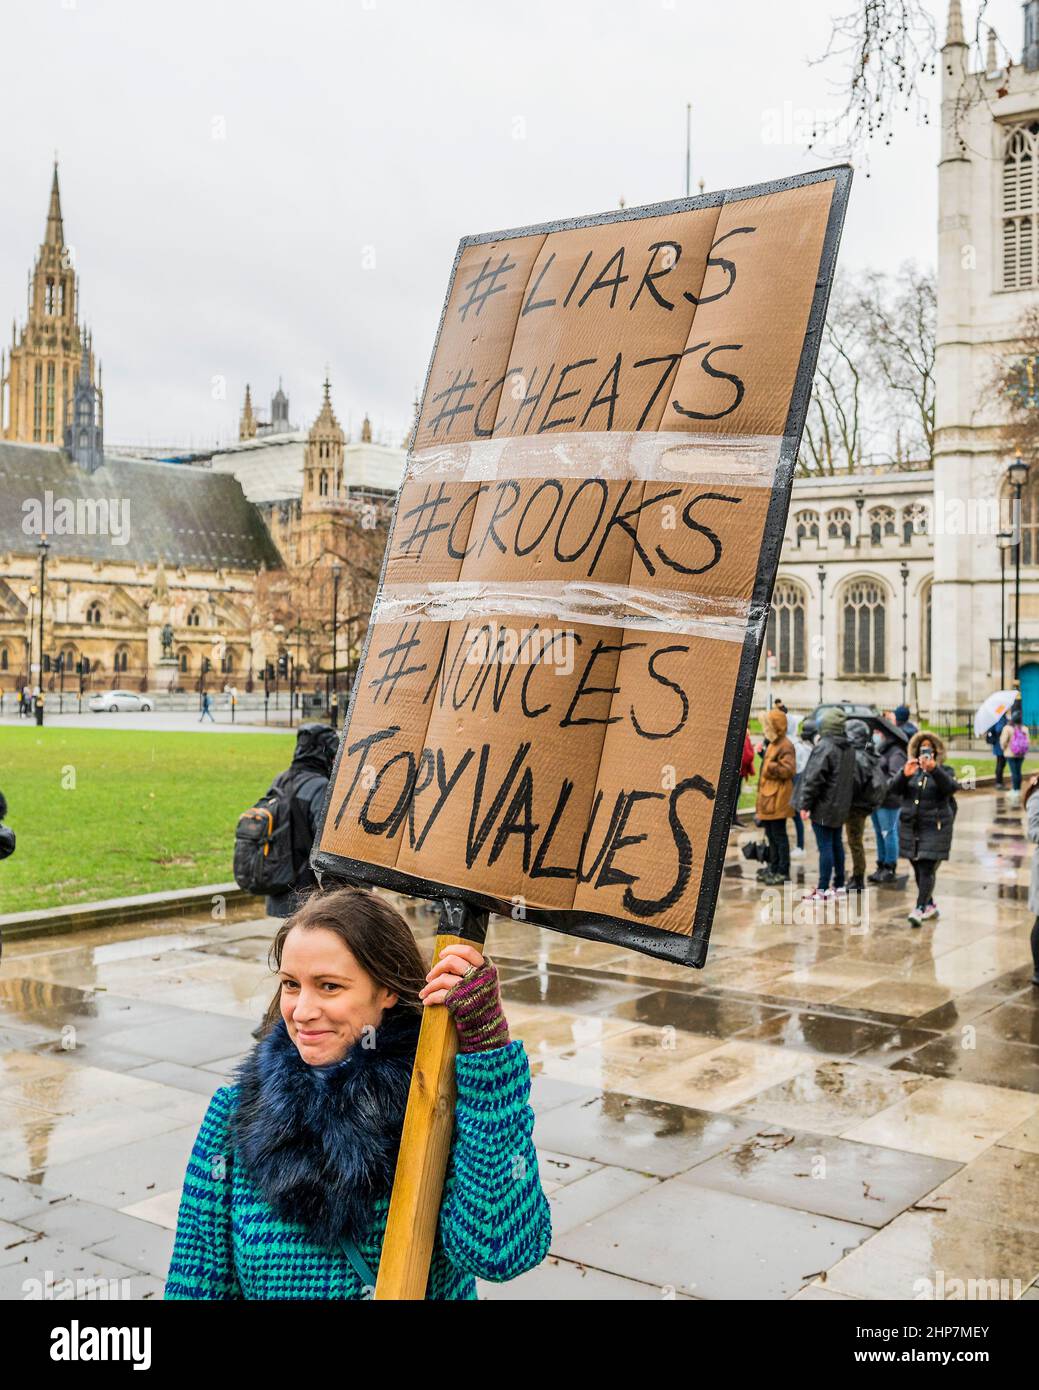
[868,725,907,884]
[755,707,796,884]
[843,719,881,892]
[795,707,856,900]
[894,704,918,739]
[265,722,341,920]
[887,730,961,926]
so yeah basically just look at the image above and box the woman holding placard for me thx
[165,887,551,1299]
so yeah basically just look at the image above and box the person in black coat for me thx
[868,725,908,884]
[887,730,960,926]
[795,707,856,899]
[264,723,340,920]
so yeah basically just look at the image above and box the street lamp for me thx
[36,535,49,726]
[330,563,342,728]
[899,560,910,707]
[1008,455,1030,682]
[817,563,826,705]
[997,530,1014,688]
[854,488,866,548]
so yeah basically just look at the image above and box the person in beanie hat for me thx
[894,704,918,739]
[795,707,856,901]
[755,707,796,883]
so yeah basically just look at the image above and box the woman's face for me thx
[277,926,398,1066]
[919,744,936,766]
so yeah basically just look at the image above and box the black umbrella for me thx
[863,714,908,746]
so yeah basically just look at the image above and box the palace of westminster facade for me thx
[0,167,399,698]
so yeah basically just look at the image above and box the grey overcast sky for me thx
[0,0,1021,449]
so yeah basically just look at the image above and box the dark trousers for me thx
[1008,756,1024,791]
[995,752,1007,786]
[911,858,938,909]
[812,822,845,891]
[763,818,790,878]
[845,811,867,879]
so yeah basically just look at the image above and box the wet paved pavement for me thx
[0,789,1037,1300]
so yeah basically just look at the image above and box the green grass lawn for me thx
[0,728,296,914]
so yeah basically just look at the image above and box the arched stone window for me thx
[220,649,235,674]
[1009,471,1039,566]
[827,508,852,545]
[319,470,329,497]
[187,608,201,627]
[86,601,102,625]
[1003,122,1039,289]
[794,509,820,545]
[61,645,76,672]
[0,647,7,671]
[114,647,129,673]
[921,582,933,677]
[902,502,929,543]
[841,578,887,676]
[766,579,807,676]
[178,648,190,674]
[868,505,895,544]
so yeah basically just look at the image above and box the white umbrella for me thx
[974,690,1019,738]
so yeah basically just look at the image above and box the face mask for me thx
[872,733,884,749]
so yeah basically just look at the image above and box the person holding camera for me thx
[888,731,960,927]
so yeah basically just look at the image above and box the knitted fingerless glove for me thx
[444,962,511,1053]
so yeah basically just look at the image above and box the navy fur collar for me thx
[230,1008,421,1248]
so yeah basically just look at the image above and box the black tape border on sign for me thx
[311,163,854,969]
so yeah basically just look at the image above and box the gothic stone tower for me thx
[300,378,346,564]
[933,1,1039,707]
[64,330,104,473]
[1,163,99,445]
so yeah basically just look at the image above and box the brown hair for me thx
[258,886,428,1038]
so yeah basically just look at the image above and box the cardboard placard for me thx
[313,167,852,966]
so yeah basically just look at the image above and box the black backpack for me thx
[233,770,312,896]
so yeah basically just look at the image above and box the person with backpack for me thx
[754,707,796,884]
[234,722,340,919]
[888,730,961,926]
[986,712,1009,789]
[790,717,816,859]
[1000,710,1030,807]
[795,707,856,902]
[843,719,886,892]
[868,724,908,884]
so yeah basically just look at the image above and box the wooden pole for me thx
[374,899,488,1300]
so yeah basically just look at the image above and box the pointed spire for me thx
[45,162,64,247]
[987,27,998,70]
[361,413,372,443]
[945,0,965,47]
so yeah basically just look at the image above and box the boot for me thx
[866,863,885,884]
[846,875,865,892]
[876,864,897,884]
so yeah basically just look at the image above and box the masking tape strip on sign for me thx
[372,580,765,643]
[405,430,790,489]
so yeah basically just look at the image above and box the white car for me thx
[88,690,154,713]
